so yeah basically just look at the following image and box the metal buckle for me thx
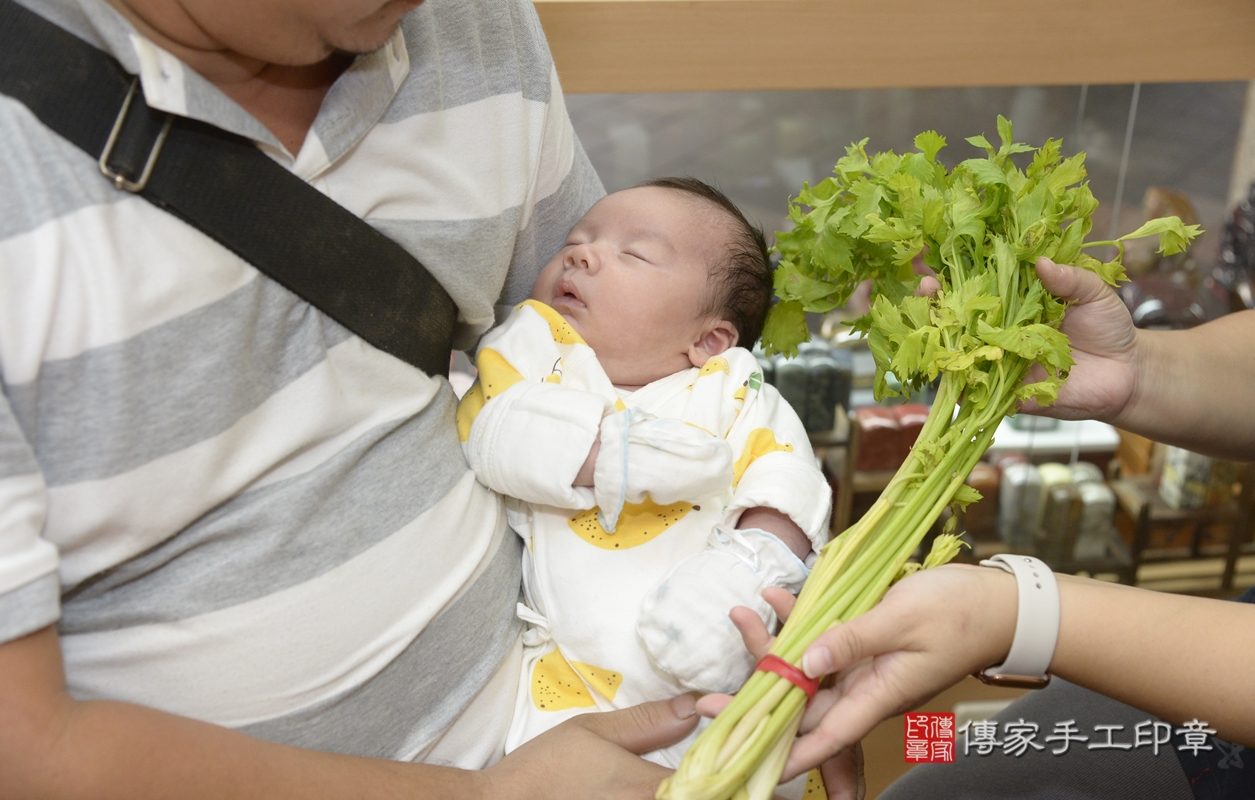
[98,79,172,193]
[974,670,1052,690]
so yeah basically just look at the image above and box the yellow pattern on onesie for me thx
[567,498,695,550]
[731,428,795,487]
[531,646,622,710]
[455,347,525,441]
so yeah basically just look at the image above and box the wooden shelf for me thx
[1109,476,1241,528]
[534,0,1255,94]
[1108,473,1254,591]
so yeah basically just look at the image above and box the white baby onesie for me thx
[456,300,832,774]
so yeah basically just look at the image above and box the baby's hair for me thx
[638,177,773,348]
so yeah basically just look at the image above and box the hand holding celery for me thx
[657,117,1199,800]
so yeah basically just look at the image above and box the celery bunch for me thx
[657,117,1199,800]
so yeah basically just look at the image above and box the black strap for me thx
[0,0,456,377]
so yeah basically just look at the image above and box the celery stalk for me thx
[657,117,1200,800]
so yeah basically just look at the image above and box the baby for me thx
[455,177,832,773]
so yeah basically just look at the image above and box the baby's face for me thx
[531,186,730,387]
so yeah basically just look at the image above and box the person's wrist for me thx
[573,434,600,487]
[967,564,1019,673]
[1107,327,1154,430]
[975,555,1059,689]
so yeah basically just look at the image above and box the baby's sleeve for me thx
[722,382,832,554]
[456,305,611,509]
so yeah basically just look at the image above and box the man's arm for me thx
[1024,258,1255,460]
[1,625,698,800]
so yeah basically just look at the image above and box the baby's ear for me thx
[688,320,739,367]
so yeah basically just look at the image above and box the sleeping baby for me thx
[455,177,832,778]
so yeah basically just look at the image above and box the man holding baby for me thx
[0,0,719,797]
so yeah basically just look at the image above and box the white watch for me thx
[975,554,1059,689]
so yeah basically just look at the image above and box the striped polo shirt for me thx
[0,0,602,764]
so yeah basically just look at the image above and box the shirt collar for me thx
[16,0,410,164]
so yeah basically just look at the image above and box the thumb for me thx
[572,694,700,755]
[800,603,903,680]
[1035,257,1112,305]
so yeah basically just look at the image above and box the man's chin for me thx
[326,0,423,55]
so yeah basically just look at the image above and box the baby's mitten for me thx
[636,525,810,694]
[593,407,732,531]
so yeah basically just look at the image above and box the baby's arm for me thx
[718,382,832,558]
[736,506,811,561]
[637,523,811,694]
[458,307,610,509]
[637,378,831,694]
[460,304,735,515]
[572,437,598,487]
[583,409,734,531]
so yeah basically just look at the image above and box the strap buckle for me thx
[98,79,172,193]
[974,670,1051,690]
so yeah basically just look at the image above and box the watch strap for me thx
[977,554,1059,689]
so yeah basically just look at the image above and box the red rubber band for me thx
[755,654,820,700]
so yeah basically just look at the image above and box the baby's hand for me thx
[592,408,733,531]
[637,526,808,694]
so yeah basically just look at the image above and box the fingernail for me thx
[671,692,697,720]
[801,647,833,679]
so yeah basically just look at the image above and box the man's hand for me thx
[482,695,699,799]
[1019,257,1140,423]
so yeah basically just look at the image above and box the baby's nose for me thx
[566,244,598,271]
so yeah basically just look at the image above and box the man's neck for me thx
[208,55,353,155]
[103,0,352,154]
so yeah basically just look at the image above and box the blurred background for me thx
[570,82,1243,264]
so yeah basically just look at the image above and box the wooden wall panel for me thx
[533,0,1255,94]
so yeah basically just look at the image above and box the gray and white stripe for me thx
[0,0,602,762]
